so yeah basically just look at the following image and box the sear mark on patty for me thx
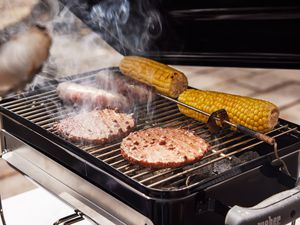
[121,127,210,168]
[53,109,135,145]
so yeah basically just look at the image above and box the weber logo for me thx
[257,216,281,225]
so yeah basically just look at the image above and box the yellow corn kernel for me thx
[120,56,188,98]
[178,89,279,133]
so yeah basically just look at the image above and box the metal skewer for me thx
[157,93,293,175]
[157,93,275,146]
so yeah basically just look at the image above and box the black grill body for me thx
[1,68,300,225]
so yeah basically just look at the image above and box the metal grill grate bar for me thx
[115,126,226,177]
[5,92,57,111]
[135,124,290,184]
[100,118,209,164]
[2,72,300,191]
[1,90,56,107]
[16,100,61,117]
[147,127,297,188]
[10,96,59,114]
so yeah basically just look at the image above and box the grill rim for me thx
[2,109,300,200]
[1,67,300,199]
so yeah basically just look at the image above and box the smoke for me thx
[38,0,127,78]
[91,0,130,25]
[30,0,162,118]
[90,0,162,53]
[0,0,163,88]
[90,0,130,52]
[1,0,162,122]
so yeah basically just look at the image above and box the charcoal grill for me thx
[2,0,300,224]
[1,67,300,225]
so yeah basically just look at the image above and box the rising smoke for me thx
[0,0,163,123]
[0,0,163,85]
[90,0,162,54]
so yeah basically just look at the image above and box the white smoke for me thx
[1,0,163,86]
[1,0,162,123]
[90,0,162,53]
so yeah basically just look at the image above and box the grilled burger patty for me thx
[53,109,135,144]
[121,127,210,168]
[57,82,130,111]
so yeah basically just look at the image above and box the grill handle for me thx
[225,185,300,225]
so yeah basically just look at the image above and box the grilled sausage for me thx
[57,82,130,111]
[96,71,154,105]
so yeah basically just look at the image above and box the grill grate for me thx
[1,75,300,191]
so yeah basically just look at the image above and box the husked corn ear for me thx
[120,56,188,98]
[178,89,279,133]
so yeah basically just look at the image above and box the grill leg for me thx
[0,194,7,225]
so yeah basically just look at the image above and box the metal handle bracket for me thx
[53,210,84,225]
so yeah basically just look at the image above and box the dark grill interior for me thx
[2,72,300,191]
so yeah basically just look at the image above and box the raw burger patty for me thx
[121,127,210,168]
[53,109,135,144]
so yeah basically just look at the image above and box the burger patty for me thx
[53,109,135,144]
[56,82,130,111]
[95,72,154,105]
[121,127,210,168]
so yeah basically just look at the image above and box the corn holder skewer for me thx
[157,93,293,176]
[157,93,275,145]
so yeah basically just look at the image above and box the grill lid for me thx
[60,0,300,68]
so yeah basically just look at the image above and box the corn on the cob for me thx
[178,89,279,133]
[119,56,188,98]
